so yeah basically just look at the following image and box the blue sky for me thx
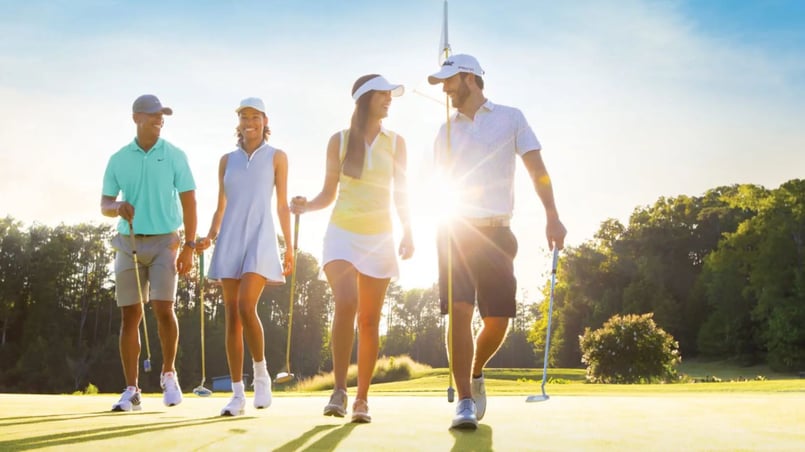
[1,0,804,295]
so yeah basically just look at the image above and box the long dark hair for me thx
[342,74,380,179]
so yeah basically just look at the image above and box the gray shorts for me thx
[111,232,180,307]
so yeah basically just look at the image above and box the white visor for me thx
[352,76,404,101]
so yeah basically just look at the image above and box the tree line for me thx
[0,217,539,393]
[533,179,805,373]
[2,179,803,393]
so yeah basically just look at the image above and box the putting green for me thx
[1,392,803,450]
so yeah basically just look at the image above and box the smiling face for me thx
[133,112,164,140]
[237,107,268,142]
[368,90,393,119]
[441,73,471,109]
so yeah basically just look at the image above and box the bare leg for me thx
[449,302,475,400]
[151,299,179,373]
[472,317,510,377]
[324,260,359,391]
[355,273,390,401]
[237,273,267,363]
[119,304,143,387]
[221,279,244,382]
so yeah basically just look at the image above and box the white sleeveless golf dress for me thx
[208,143,285,284]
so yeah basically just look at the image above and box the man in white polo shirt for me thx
[101,94,197,412]
[428,54,567,429]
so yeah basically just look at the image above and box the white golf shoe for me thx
[351,398,371,423]
[323,388,348,417]
[471,374,487,420]
[451,398,478,430]
[161,371,183,407]
[253,375,272,409]
[111,387,142,412]
[221,395,246,416]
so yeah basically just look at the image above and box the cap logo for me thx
[442,60,454,66]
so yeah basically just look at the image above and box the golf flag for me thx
[439,0,451,64]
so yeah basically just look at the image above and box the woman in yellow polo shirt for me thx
[291,74,414,423]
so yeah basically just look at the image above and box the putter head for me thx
[274,372,295,385]
[143,359,152,372]
[447,387,455,403]
[525,394,550,403]
[193,386,213,397]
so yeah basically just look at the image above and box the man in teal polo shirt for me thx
[101,94,197,412]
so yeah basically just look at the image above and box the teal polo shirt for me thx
[103,137,196,235]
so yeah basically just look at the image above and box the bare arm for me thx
[273,150,293,276]
[177,189,197,275]
[522,149,566,250]
[393,134,414,259]
[197,155,228,251]
[291,133,341,213]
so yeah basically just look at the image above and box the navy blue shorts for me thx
[437,222,518,318]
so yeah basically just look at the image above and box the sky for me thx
[1,0,804,298]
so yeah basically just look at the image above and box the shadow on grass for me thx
[0,411,150,427]
[450,424,493,452]
[273,422,359,451]
[0,415,250,450]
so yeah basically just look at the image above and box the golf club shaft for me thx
[541,248,560,395]
[128,223,152,370]
[199,249,206,384]
[284,213,300,373]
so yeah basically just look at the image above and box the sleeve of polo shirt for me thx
[514,108,541,156]
[173,149,197,193]
[102,155,120,197]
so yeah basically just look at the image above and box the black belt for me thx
[134,233,164,237]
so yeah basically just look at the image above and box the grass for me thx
[2,359,804,450]
[280,358,805,396]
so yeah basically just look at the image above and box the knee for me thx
[356,313,380,335]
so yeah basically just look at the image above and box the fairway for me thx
[1,392,803,451]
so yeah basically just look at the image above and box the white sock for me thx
[232,381,245,398]
[126,385,138,393]
[253,359,269,378]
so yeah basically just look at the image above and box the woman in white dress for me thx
[197,97,293,416]
[291,74,414,423]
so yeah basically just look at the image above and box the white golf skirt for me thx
[322,223,399,280]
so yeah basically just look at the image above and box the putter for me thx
[526,247,560,403]
[275,213,300,385]
[128,222,152,373]
[193,250,213,397]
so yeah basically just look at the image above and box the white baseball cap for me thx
[236,97,266,114]
[428,54,485,85]
[352,75,404,101]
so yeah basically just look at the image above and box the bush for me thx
[296,355,431,391]
[579,313,681,383]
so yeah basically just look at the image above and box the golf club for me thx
[193,249,212,397]
[275,213,300,385]
[526,247,560,403]
[128,222,152,373]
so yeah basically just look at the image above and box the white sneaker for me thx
[471,374,487,420]
[253,375,272,409]
[221,395,246,416]
[351,398,371,423]
[161,371,183,407]
[112,387,142,412]
[323,388,348,417]
[451,398,478,430]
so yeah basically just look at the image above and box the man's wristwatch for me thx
[184,241,196,249]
